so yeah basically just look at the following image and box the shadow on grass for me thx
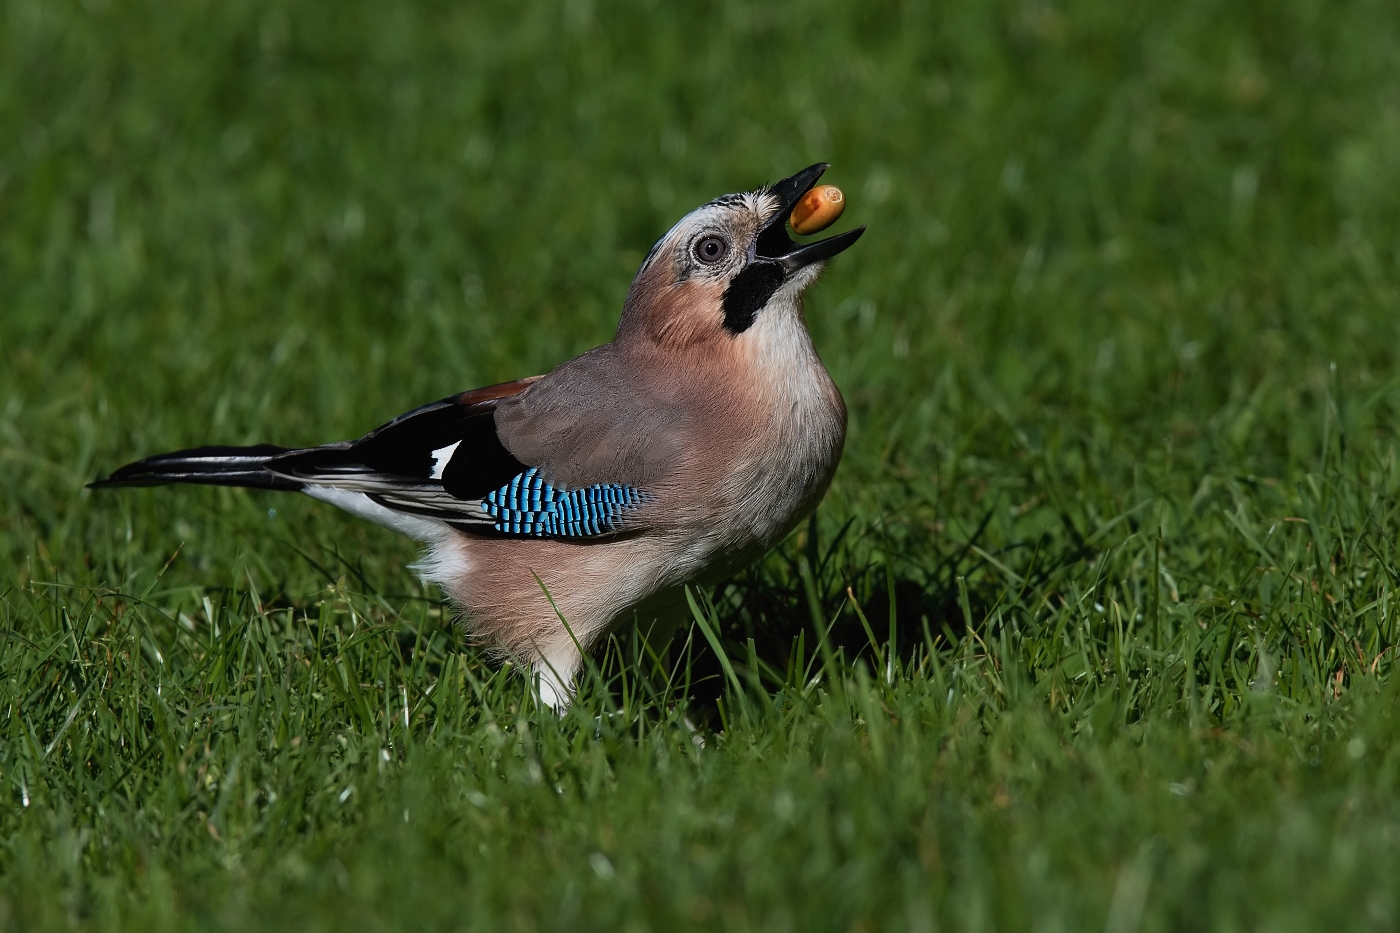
[588,508,1096,728]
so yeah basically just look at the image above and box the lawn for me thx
[4,0,1400,929]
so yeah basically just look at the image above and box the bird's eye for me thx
[694,236,729,264]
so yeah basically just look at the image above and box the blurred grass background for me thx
[4,0,1400,929]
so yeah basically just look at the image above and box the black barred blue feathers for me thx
[482,468,646,537]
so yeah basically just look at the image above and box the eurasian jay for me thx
[93,164,865,710]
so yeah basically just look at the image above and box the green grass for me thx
[5,0,1400,929]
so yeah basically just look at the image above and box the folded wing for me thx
[266,376,652,538]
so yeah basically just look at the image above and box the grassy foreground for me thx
[5,0,1400,929]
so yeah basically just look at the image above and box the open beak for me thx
[754,163,866,273]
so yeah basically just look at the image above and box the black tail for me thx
[90,445,305,491]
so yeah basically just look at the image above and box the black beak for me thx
[754,163,866,273]
[720,164,865,335]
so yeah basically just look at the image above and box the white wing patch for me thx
[429,441,461,480]
[302,486,451,543]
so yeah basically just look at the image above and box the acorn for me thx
[789,184,846,235]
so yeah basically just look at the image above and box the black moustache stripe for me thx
[721,262,785,335]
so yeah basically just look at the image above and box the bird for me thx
[92,163,864,711]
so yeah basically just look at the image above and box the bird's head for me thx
[618,164,864,349]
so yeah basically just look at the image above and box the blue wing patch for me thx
[481,468,647,537]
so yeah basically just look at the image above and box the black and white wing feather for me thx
[265,381,530,530]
